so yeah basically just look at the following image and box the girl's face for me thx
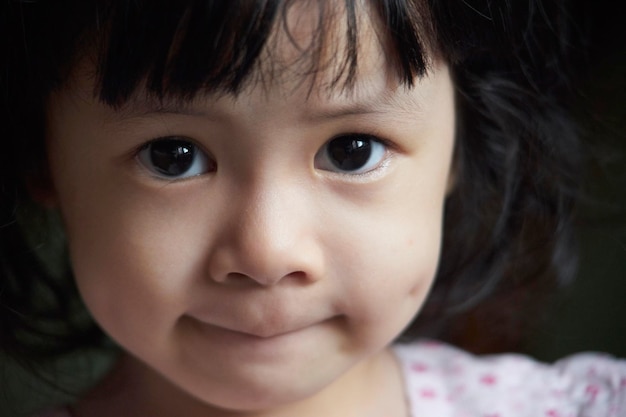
[45,7,455,414]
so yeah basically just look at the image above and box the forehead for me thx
[85,0,436,108]
[169,3,395,106]
[113,8,436,124]
[256,0,384,89]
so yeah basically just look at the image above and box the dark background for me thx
[1,1,625,416]
[528,0,626,361]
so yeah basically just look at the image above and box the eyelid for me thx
[136,135,204,152]
[315,132,395,178]
[134,135,215,181]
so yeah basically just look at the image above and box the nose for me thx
[206,178,324,286]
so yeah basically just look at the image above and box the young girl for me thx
[2,0,625,416]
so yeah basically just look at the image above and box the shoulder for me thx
[392,340,626,417]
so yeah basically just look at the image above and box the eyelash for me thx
[134,131,395,181]
[134,136,215,181]
[314,133,393,177]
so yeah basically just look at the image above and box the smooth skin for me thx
[45,5,456,417]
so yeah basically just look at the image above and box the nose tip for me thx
[206,190,323,286]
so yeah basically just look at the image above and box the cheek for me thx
[56,174,208,343]
[359,209,441,305]
[327,177,446,336]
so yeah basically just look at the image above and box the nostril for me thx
[216,270,312,287]
[284,270,312,283]
[206,227,324,287]
[226,272,251,281]
[216,272,258,286]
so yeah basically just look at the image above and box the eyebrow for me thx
[115,99,215,121]
[304,102,390,121]
[305,89,424,121]
[115,87,420,122]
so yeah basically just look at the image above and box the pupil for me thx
[328,136,372,171]
[150,140,194,176]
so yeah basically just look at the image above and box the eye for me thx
[137,137,215,179]
[314,134,387,174]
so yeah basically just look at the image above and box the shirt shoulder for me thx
[392,340,626,417]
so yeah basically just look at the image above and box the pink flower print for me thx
[480,374,498,386]
[419,388,437,399]
[411,362,429,373]
[620,377,626,389]
[484,413,501,417]
[585,384,600,401]
[546,409,561,417]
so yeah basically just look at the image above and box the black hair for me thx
[2,0,583,368]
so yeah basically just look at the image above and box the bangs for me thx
[92,0,436,106]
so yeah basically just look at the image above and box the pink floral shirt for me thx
[393,341,626,417]
[35,341,626,417]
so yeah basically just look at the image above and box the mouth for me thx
[186,314,317,340]
[182,314,334,361]
[185,300,336,340]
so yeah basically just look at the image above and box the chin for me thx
[182,377,326,413]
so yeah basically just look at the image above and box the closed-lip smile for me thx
[185,313,325,340]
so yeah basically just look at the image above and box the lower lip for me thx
[183,316,321,360]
